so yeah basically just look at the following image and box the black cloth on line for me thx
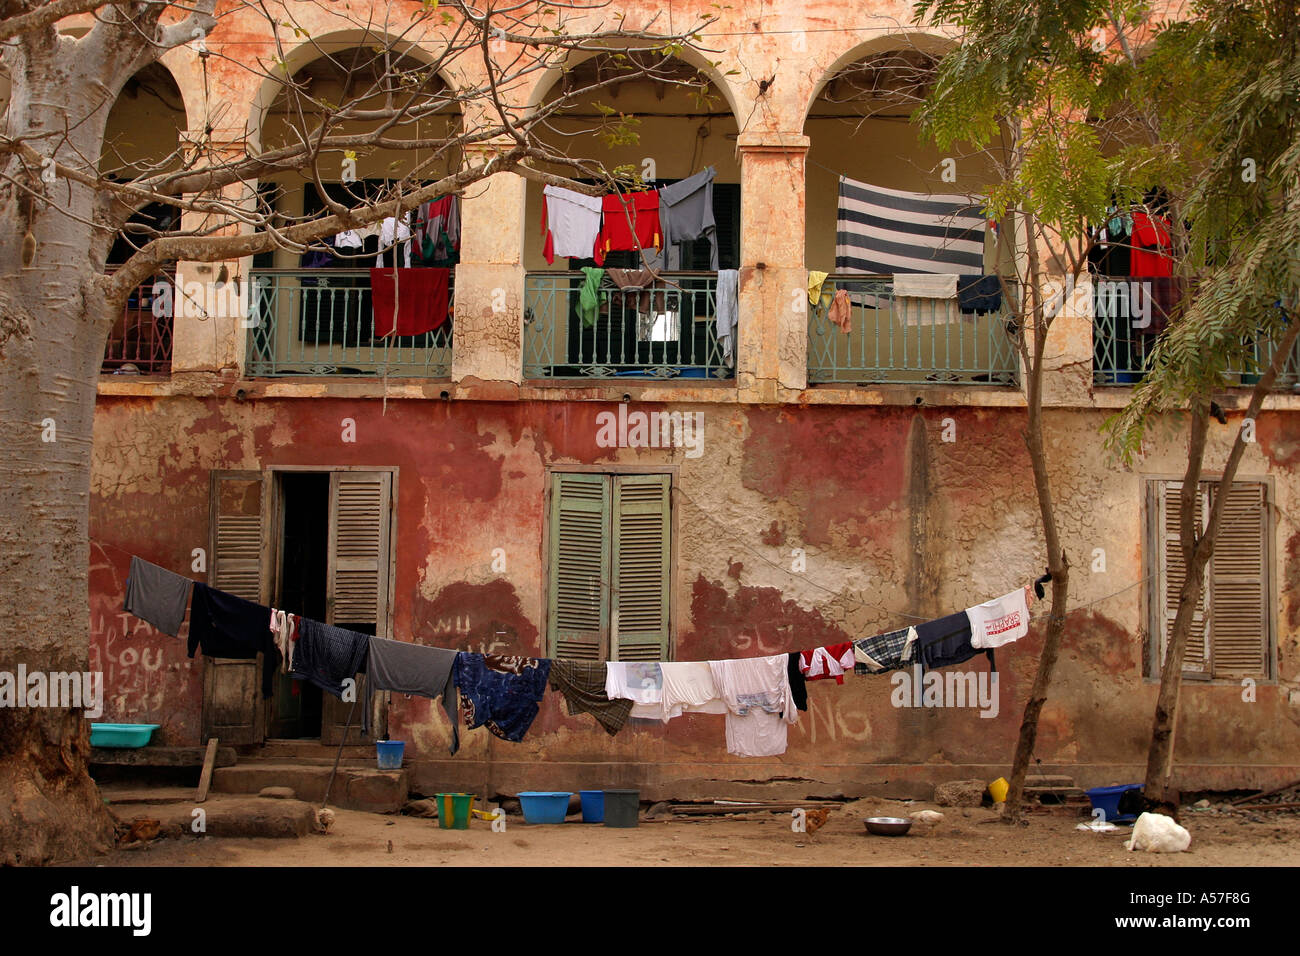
[187,582,278,699]
[291,618,371,700]
[957,274,1002,314]
[787,652,808,712]
[915,610,994,672]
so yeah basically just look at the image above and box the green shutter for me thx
[1207,481,1269,678]
[611,474,671,661]
[547,473,611,660]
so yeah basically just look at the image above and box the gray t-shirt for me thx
[123,556,193,636]
[367,637,460,755]
[658,167,718,270]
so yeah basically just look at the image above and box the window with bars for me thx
[546,472,672,662]
[1147,478,1273,680]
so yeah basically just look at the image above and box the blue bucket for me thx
[376,740,405,770]
[1086,783,1142,823]
[580,790,605,823]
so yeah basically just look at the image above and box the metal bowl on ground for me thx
[864,816,913,836]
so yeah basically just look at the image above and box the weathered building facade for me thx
[88,1,1300,800]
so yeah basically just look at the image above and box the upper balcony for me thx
[807,275,1020,386]
[523,271,731,381]
[246,268,453,379]
[102,279,173,377]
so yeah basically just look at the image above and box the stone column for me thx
[450,141,526,386]
[170,130,255,380]
[735,132,809,402]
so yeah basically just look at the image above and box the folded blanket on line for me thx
[292,618,371,700]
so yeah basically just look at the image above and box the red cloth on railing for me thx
[370,267,451,337]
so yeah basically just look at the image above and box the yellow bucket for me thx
[989,777,1010,803]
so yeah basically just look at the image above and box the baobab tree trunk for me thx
[0,33,121,864]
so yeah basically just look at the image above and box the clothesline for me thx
[121,551,1037,758]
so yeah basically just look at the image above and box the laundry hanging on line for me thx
[119,553,1038,756]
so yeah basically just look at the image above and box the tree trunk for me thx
[1001,212,1071,824]
[1143,316,1300,811]
[0,35,121,864]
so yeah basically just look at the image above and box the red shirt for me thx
[594,191,661,266]
[1130,212,1172,277]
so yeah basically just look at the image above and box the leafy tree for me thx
[914,0,1163,822]
[1102,0,1300,810]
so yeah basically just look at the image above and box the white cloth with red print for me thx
[966,587,1031,649]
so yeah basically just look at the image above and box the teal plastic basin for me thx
[89,723,160,748]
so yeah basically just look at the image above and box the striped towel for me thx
[836,176,987,275]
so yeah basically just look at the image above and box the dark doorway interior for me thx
[269,471,329,738]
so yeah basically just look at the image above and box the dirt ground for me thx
[76,798,1300,867]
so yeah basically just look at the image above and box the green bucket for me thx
[435,792,475,830]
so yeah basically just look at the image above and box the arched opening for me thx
[803,40,1018,386]
[100,62,188,376]
[522,50,740,379]
[248,44,463,379]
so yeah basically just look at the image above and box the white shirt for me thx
[377,215,413,268]
[967,587,1031,649]
[708,655,798,757]
[605,661,665,705]
[624,662,729,723]
[544,185,603,260]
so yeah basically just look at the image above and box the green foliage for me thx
[916,0,1300,461]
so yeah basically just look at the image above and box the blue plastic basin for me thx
[1086,783,1142,823]
[89,723,160,748]
[518,791,573,824]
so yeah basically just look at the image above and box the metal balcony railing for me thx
[102,278,173,376]
[523,271,733,380]
[807,275,1020,386]
[246,269,453,378]
[1093,307,1300,388]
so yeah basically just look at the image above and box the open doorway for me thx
[202,467,394,746]
[269,471,328,738]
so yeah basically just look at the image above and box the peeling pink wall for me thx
[89,395,1300,791]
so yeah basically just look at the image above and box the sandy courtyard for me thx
[77,798,1300,867]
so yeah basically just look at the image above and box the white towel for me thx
[893,273,958,298]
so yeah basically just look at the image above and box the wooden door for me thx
[201,471,268,744]
[320,471,393,744]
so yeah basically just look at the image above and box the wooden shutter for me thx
[204,471,268,744]
[322,470,392,744]
[1207,481,1269,678]
[1155,480,1209,676]
[547,473,611,660]
[210,471,267,602]
[611,474,671,661]
[327,471,392,630]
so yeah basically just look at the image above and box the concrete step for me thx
[256,740,375,761]
[241,755,381,768]
[211,762,407,813]
[1026,774,1076,787]
[100,786,200,805]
